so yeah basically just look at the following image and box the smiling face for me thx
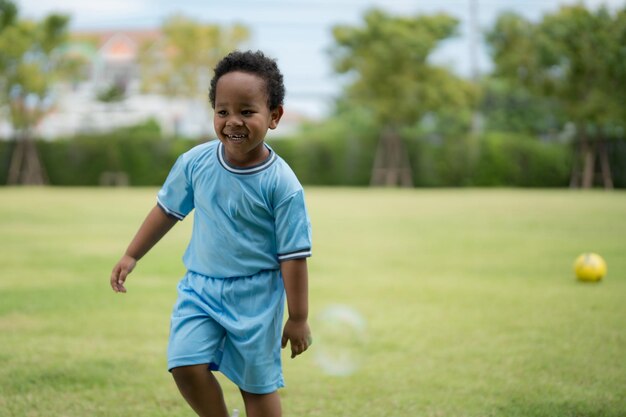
[213,71,283,167]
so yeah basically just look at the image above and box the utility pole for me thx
[469,0,480,82]
[469,0,483,137]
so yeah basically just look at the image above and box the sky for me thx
[16,0,626,119]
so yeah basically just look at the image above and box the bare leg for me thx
[171,365,229,417]
[240,389,282,417]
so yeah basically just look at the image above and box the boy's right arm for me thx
[110,205,178,293]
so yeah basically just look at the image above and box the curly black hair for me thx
[209,50,285,110]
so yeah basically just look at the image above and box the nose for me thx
[226,115,244,127]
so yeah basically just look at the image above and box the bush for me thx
[269,114,379,186]
[607,139,626,188]
[0,119,198,186]
[472,132,572,186]
[3,118,615,188]
[0,141,13,185]
[402,129,573,187]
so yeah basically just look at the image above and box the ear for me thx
[269,105,284,130]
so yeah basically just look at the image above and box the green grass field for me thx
[1,187,625,417]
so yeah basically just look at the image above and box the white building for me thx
[33,29,307,140]
[31,29,210,139]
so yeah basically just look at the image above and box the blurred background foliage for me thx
[0,1,625,187]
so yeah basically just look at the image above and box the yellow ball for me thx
[574,253,607,282]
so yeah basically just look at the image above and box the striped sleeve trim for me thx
[156,198,185,220]
[278,249,312,262]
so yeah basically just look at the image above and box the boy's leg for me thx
[172,365,229,417]
[240,390,281,417]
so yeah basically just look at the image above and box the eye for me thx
[216,110,227,117]
[242,110,255,116]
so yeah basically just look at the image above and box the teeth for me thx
[228,134,246,139]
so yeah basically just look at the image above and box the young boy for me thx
[110,50,312,417]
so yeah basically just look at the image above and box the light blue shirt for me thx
[157,140,312,278]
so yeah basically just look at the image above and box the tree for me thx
[0,0,71,184]
[330,9,478,186]
[138,14,249,99]
[486,5,626,188]
[479,78,565,136]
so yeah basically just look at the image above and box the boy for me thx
[110,50,312,417]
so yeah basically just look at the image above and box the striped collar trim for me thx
[217,142,276,175]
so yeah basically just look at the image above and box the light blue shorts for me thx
[167,269,285,394]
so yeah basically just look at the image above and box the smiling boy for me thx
[110,50,312,417]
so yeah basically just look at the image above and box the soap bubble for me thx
[312,304,368,377]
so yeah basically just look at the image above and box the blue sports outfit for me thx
[157,140,312,394]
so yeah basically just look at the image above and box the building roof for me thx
[71,29,162,61]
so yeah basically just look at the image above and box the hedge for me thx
[1,125,624,188]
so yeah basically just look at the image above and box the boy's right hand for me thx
[110,255,137,293]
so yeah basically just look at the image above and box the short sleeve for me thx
[156,154,194,220]
[275,189,312,262]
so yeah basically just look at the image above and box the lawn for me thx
[1,187,625,417]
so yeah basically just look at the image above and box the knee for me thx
[240,389,281,416]
[171,365,203,390]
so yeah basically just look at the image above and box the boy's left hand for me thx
[281,318,312,359]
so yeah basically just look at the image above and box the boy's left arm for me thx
[281,258,312,359]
